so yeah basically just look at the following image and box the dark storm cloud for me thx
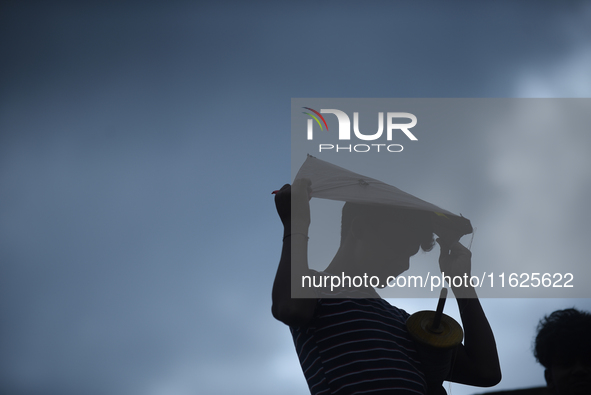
[2,1,587,101]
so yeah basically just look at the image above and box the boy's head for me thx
[534,308,591,395]
[341,202,435,250]
[339,202,435,279]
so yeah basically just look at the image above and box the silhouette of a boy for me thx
[272,179,501,394]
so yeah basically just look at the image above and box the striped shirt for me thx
[290,291,427,395]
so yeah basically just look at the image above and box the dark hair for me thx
[340,202,435,252]
[534,308,591,368]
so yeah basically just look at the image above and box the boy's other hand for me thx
[274,179,311,232]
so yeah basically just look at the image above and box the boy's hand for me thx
[274,184,292,228]
[274,179,311,233]
[437,239,477,298]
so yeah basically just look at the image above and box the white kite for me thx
[294,155,473,244]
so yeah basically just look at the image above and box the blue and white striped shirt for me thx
[291,293,427,395]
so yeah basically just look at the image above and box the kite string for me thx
[468,227,476,251]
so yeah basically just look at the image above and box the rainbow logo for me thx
[302,107,329,131]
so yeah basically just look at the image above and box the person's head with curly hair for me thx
[534,308,591,394]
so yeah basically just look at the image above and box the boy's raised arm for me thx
[271,179,318,327]
[438,240,502,387]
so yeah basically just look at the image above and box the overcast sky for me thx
[1,2,591,395]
